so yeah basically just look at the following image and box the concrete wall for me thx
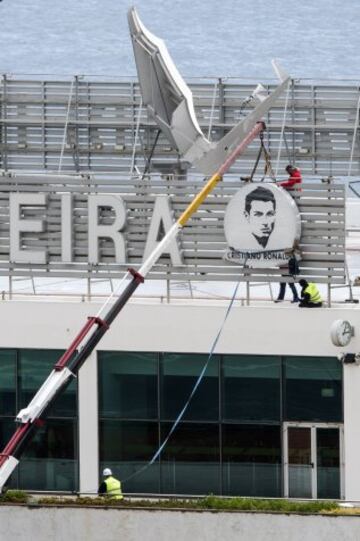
[1,298,360,498]
[0,298,359,356]
[0,506,359,541]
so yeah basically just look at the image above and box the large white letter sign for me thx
[10,193,47,264]
[88,195,126,263]
[143,195,183,265]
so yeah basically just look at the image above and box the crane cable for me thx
[120,279,241,485]
[247,129,276,182]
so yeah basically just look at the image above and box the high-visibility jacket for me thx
[104,476,123,500]
[304,283,322,304]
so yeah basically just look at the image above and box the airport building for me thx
[0,296,360,500]
[0,72,360,501]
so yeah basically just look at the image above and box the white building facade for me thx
[1,297,359,500]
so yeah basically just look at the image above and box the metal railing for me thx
[0,75,360,176]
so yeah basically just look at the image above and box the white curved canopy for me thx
[128,7,290,175]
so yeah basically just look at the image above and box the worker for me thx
[279,164,302,191]
[298,279,322,308]
[275,242,301,303]
[98,468,123,500]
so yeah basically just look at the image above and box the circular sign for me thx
[224,183,301,268]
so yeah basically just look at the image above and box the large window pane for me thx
[19,419,77,491]
[0,348,78,492]
[222,424,281,497]
[284,357,342,422]
[0,419,15,448]
[19,349,77,417]
[0,419,18,489]
[161,422,220,495]
[99,420,159,494]
[99,352,157,419]
[161,354,219,421]
[317,428,340,499]
[223,355,280,422]
[288,427,312,498]
[0,350,16,415]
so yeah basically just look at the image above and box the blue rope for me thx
[122,280,241,484]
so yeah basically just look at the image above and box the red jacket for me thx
[279,168,302,190]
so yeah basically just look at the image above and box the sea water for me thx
[0,0,359,80]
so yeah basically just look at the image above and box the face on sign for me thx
[224,182,301,268]
[244,187,276,248]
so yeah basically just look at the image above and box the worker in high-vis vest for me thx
[298,279,323,308]
[98,468,123,499]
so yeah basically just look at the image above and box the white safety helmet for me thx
[103,468,112,477]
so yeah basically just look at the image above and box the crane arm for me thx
[0,121,264,492]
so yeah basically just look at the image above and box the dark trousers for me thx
[277,282,299,301]
[299,300,322,308]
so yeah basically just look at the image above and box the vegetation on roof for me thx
[5,492,360,515]
[35,495,340,514]
[0,490,29,504]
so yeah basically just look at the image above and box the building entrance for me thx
[283,423,343,499]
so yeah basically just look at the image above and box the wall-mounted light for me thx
[337,353,360,365]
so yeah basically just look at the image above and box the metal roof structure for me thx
[0,75,360,176]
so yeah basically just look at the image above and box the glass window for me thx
[98,352,157,419]
[284,357,342,422]
[99,420,159,494]
[317,428,340,499]
[160,422,220,495]
[222,424,281,497]
[223,355,281,422]
[0,348,78,492]
[0,350,16,416]
[19,419,77,491]
[161,353,219,421]
[0,419,18,489]
[0,418,16,451]
[18,349,77,417]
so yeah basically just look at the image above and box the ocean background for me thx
[0,0,359,80]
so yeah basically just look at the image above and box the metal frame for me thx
[0,75,352,306]
[283,421,344,499]
[0,175,346,291]
[0,75,359,175]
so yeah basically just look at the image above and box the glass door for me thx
[283,423,342,499]
[285,425,313,498]
[317,428,341,499]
